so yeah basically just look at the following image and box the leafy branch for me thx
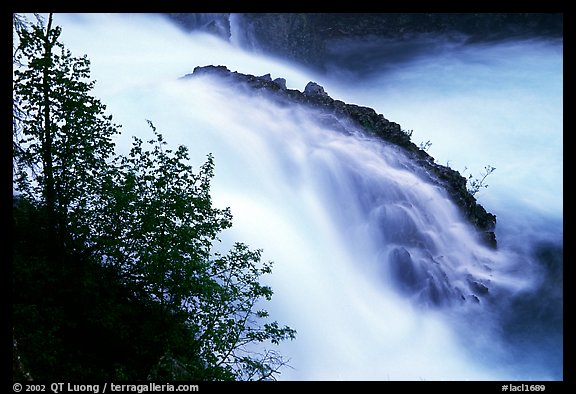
[464,165,496,196]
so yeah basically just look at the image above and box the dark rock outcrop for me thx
[166,13,563,75]
[184,65,497,247]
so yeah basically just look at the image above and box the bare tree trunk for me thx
[41,13,58,237]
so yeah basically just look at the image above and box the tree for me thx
[13,13,295,381]
[96,122,296,380]
[13,12,119,251]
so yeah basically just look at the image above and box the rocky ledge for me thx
[183,65,497,247]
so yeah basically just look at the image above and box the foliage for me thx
[95,122,296,380]
[465,165,496,196]
[13,13,119,252]
[13,13,295,381]
[418,140,432,151]
[13,198,177,380]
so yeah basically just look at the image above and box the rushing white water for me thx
[48,13,563,381]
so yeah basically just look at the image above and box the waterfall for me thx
[51,13,563,381]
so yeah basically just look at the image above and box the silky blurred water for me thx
[46,13,563,381]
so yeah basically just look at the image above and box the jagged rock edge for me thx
[182,65,497,248]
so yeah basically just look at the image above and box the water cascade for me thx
[51,13,563,381]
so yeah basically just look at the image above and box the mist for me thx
[48,13,563,381]
[324,36,563,229]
